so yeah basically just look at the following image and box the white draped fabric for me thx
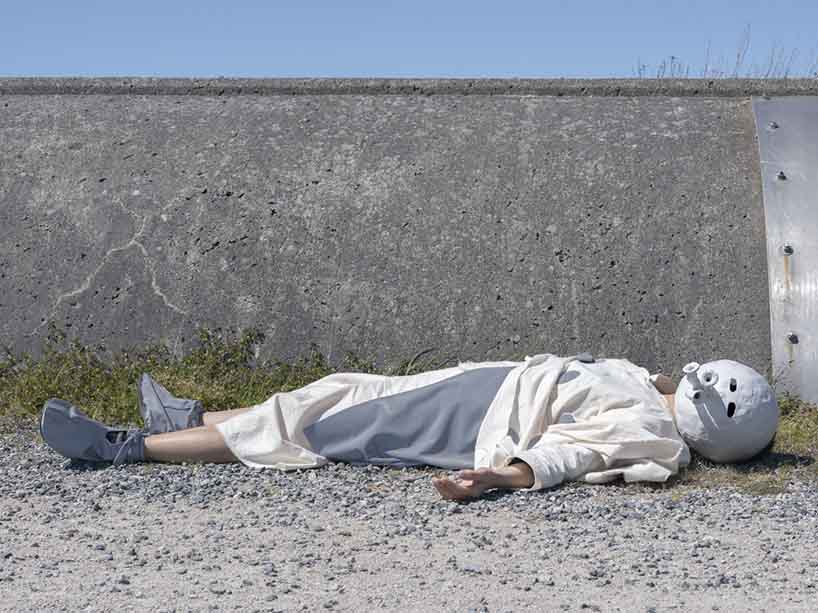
[215,353,690,490]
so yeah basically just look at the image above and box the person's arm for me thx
[432,432,604,501]
[512,433,604,490]
[431,461,535,501]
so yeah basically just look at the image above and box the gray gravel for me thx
[1,422,817,612]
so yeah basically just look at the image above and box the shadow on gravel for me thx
[690,435,816,474]
[730,450,814,472]
[61,459,116,472]
[668,446,817,496]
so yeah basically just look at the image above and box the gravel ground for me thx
[1,423,817,613]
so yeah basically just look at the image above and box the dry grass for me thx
[635,25,818,79]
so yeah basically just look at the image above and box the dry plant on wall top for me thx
[634,25,818,79]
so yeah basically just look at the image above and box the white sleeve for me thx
[510,432,605,491]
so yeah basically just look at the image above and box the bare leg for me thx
[202,407,254,427]
[144,425,237,463]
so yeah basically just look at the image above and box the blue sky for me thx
[1,0,816,78]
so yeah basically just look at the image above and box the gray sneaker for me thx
[137,373,204,435]
[39,398,145,465]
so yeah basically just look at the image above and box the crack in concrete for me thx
[132,238,189,316]
[28,215,188,337]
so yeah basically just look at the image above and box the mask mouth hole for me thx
[727,402,736,418]
[729,378,737,392]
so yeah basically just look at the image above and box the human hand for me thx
[431,467,497,501]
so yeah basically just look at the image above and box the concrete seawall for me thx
[2,78,817,379]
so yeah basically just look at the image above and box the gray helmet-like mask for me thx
[673,360,779,463]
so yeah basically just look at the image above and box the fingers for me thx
[431,476,455,500]
[432,475,471,501]
[431,473,488,502]
[458,468,493,485]
[458,469,481,480]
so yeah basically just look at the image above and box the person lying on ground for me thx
[39,352,779,501]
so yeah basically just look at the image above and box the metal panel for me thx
[752,97,818,402]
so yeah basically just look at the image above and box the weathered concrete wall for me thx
[3,78,815,375]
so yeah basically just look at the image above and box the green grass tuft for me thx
[1,325,377,425]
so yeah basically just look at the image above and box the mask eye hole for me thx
[727,402,736,418]
[729,378,737,392]
[692,391,701,400]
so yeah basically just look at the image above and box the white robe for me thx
[215,353,690,490]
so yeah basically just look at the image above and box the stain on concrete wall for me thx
[0,82,773,375]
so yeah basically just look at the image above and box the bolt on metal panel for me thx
[752,97,818,402]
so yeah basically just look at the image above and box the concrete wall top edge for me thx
[1,77,818,97]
